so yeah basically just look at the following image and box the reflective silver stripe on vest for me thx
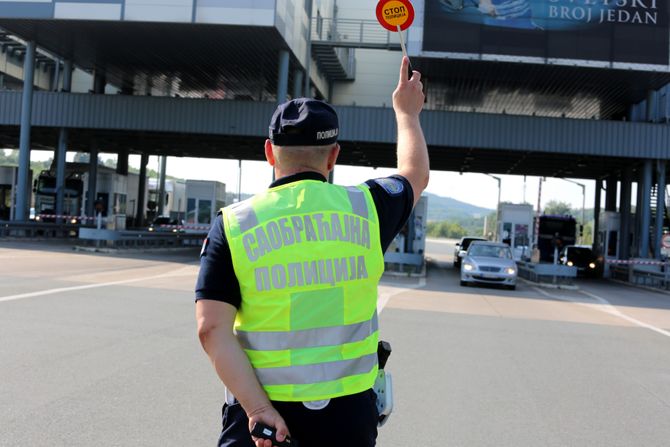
[255,352,377,386]
[230,201,258,233]
[237,313,378,351]
[346,187,368,219]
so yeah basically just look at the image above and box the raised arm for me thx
[393,56,429,206]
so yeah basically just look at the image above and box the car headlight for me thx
[589,262,596,269]
[35,216,41,221]
[463,263,474,271]
[148,227,154,232]
[70,218,77,224]
[505,267,516,275]
[172,228,178,233]
[567,261,573,267]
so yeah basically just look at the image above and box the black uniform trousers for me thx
[217,389,379,447]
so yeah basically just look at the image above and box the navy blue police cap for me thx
[269,98,339,147]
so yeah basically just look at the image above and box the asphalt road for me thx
[1,240,670,446]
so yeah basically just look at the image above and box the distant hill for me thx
[225,191,495,222]
[424,192,494,222]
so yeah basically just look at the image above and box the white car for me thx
[453,236,486,268]
[460,241,518,290]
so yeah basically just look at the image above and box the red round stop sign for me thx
[376,0,415,32]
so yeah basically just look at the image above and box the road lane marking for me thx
[0,267,194,303]
[377,277,426,314]
[532,286,670,339]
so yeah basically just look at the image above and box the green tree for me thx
[544,200,572,216]
[581,223,593,245]
[427,220,468,239]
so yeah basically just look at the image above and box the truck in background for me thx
[147,177,186,223]
[537,214,577,262]
[33,170,84,223]
[32,163,146,229]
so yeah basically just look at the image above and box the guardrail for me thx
[607,259,670,290]
[516,261,577,285]
[0,220,81,238]
[78,228,206,249]
[0,222,207,249]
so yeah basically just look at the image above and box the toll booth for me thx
[497,203,534,261]
[384,195,428,272]
[185,180,226,227]
[81,165,133,229]
[596,211,620,277]
[0,166,20,220]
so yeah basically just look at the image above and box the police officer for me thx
[195,56,429,447]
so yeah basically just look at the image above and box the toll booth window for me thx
[608,231,618,257]
[0,187,10,220]
[514,224,529,248]
[187,198,196,224]
[114,193,127,214]
[198,199,212,225]
[502,222,512,246]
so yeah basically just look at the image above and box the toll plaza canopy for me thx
[1,91,669,179]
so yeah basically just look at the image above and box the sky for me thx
[130,153,598,213]
[19,149,597,213]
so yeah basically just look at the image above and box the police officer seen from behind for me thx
[195,56,429,447]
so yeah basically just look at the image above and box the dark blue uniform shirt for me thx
[196,171,414,307]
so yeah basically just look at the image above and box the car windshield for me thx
[469,245,512,259]
[152,217,172,226]
[568,247,594,262]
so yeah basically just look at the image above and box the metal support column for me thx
[55,129,68,219]
[605,176,618,211]
[116,148,129,176]
[654,160,666,259]
[619,168,632,260]
[15,41,35,221]
[51,59,60,92]
[157,156,167,216]
[93,71,106,94]
[62,60,72,92]
[634,168,644,256]
[593,179,602,252]
[55,60,73,220]
[136,154,149,227]
[277,50,290,104]
[639,160,653,257]
[646,90,656,122]
[293,69,304,98]
[86,146,99,217]
[85,69,105,218]
[304,0,314,97]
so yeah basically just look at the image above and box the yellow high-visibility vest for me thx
[222,179,384,402]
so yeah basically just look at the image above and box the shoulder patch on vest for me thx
[373,177,404,196]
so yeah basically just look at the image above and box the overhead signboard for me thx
[423,0,669,67]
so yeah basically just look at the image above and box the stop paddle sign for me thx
[376,0,415,32]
